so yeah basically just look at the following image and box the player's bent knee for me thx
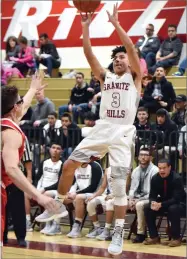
[106,199,114,211]
[87,199,97,216]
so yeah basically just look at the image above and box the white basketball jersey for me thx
[100,71,140,125]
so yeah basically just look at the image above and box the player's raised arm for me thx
[82,13,106,87]
[19,72,47,120]
[107,4,142,93]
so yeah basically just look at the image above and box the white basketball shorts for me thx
[69,119,136,169]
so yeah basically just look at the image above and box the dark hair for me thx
[137,106,148,113]
[111,46,127,59]
[168,24,177,30]
[139,147,153,156]
[39,33,48,39]
[6,36,18,54]
[19,36,28,45]
[147,23,154,28]
[84,111,96,121]
[76,72,84,78]
[156,108,167,117]
[48,111,57,119]
[155,66,165,71]
[61,112,72,122]
[1,86,19,116]
[50,142,62,148]
[158,158,171,166]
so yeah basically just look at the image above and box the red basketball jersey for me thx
[1,118,25,187]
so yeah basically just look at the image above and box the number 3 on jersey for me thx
[111,92,120,108]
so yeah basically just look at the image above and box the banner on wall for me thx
[1,0,186,49]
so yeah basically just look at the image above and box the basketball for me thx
[73,0,101,13]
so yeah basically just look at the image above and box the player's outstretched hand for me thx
[106,3,119,25]
[81,12,92,27]
[37,194,58,212]
[30,71,48,92]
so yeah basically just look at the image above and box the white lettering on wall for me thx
[4,1,52,41]
[177,7,186,34]
[128,1,167,36]
[53,8,77,40]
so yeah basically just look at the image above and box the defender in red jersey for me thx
[1,74,57,247]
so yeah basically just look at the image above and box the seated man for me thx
[144,159,186,247]
[142,67,176,113]
[65,161,103,238]
[135,24,160,69]
[149,24,183,75]
[33,143,63,235]
[171,95,187,130]
[86,166,114,240]
[58,113,81,159]
[58,72,92,123]
[128,148,158,243]
[36,33,61,77]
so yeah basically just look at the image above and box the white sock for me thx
[54,218,61,224]
[26,215,31,221]
[115,219,125,228]
[105,223,111,229]
[75,218,83,224]
[93,221,100,228]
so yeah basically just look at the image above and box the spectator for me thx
[172,57,187,76]
[59,113,82,159]
[134,107,154,156]
[58,72,92,123]
[5,36,19,61]
[36,143,63,235]
[152,109,178,169]
[65,162,103,238]
[89,72,101,96]
[11,36,34,77]
[171,95,187,130]
[149,24,183,74]
[178,111,187,177]
[128,148,158,243]
[143,159,186,247]
[142,67,176,113]
[81,112,96,138]
[42,112,62,147]
[86,166,114,240]
[135,46,148,76]
[4,137,32,246]
[141,75,153,91]
[36,33,61,77]
[31,90,55,128]
[135,24,160,68]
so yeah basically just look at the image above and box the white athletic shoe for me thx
[45,221,62,236]
[35,202,68,223]
[108,226,124,255]
[96,227,111,241]
[40,222,52,234]
[67,222,81,238]
[86,227,103,238]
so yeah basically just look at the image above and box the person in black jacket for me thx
[58,72,93,123]
[143,159,186,247]
[141,67,176,113]
[36,33,61,77]
[171,95,187,130]
[58,113,82,159]
[149,24,183,74]
[152,109,178,169]
[135,24,160,68]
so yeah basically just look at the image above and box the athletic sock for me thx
[115,219,125,228]
[105,223,111,229]
[75,218,82,225]
[93,221,100,228]
[26,215,31,221]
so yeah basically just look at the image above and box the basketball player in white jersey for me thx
[36,4,142,255]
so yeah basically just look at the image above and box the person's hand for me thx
[86,194,96,202]
[39,189,45,194]
[30,72,47,92]
[81,13,92,27]
[129,199,136,211]
[9,57,18,62]
[154,96,159,100]
[159,101,167,107]
[151,201,161,211]
[67,193,76,200]
[19,120,26,126]
[88,101,93,108]
[68,104,73,112]
[87,87,94,93]
[36,194,57,212]
[33,120,41,127]
[156,56,161,61]
[105,194,114,201]
[106,3,119,26]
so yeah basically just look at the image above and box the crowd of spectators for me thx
[2,22,187,248]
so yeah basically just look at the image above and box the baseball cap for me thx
[175,94,187,102]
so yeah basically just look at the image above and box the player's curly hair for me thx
[111,46,127,59]
[1,85,18,116]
